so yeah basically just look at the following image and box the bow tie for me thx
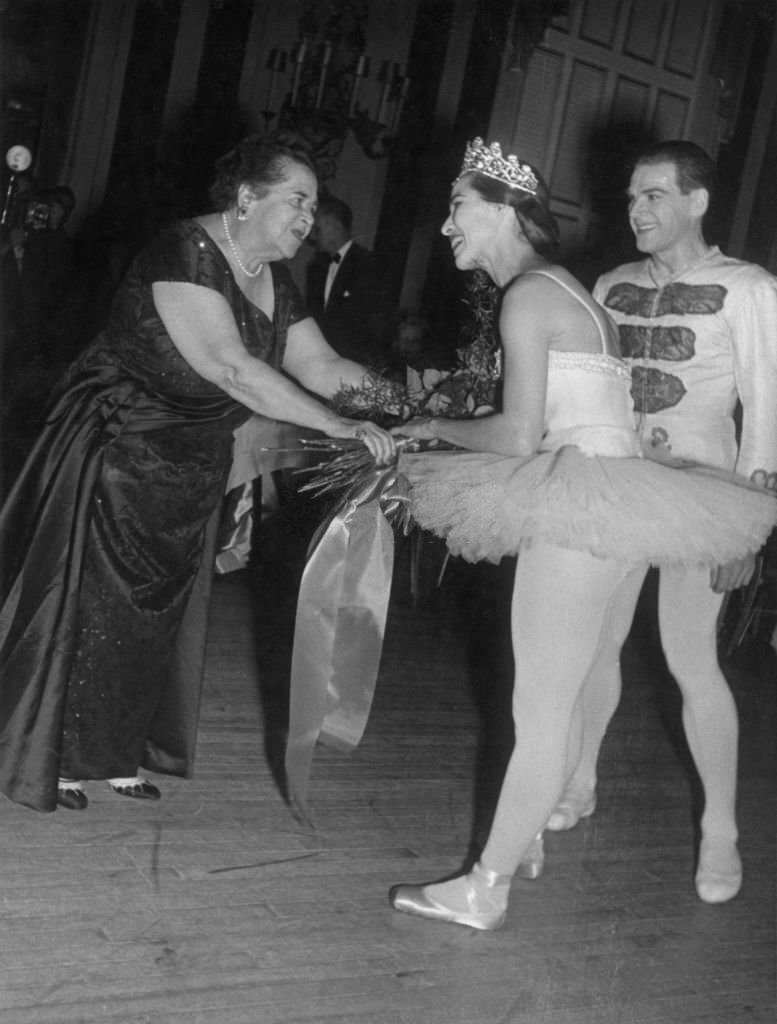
[330,252,341,264]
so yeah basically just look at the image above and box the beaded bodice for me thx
[543,349,640,457]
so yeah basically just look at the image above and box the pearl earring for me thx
[237,206,248,221]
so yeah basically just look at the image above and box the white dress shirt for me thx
[324,240,352,308]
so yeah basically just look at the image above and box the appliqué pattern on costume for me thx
[604,281,728,317]
[619,324,696,361]
[631,365,687,413]
[648,426,672,452]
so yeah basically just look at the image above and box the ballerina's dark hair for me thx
[208,134,317,211]
[468,169,561,261]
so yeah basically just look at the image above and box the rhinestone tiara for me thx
[455,137,539,196]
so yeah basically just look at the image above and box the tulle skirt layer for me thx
[398,446,777,567]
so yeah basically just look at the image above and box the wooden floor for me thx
[1,535,775,1024]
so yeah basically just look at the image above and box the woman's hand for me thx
[331,418,397,466]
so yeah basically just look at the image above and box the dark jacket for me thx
[306,242,394,368]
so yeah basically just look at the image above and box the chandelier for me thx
[259,7,410,178]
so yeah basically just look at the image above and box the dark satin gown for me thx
[0,221,307,811]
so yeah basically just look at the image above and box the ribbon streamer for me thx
[284,465,409,823]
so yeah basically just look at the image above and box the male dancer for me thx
[550,140,777,903]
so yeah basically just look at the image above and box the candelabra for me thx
[260,37,411,175]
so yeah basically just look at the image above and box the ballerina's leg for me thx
[479,541,630,876]
[391,542,631,929]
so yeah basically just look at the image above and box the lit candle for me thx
[375,60,390,124]
[264,49,278,111]
[348,80,359,117]
[290,39,308,106]
[349,53,369,117]
[315,40,332,109]
[391,74,410,135]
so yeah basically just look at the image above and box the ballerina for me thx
[387,138,776,929]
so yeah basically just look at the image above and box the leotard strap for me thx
[524,269,609,354]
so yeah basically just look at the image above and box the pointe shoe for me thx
[108,776,161,800]
[516,832,545,880]
[57,779,87,810]
[389,863,509,931]
[546,789,596,832]
[695,836,742,904]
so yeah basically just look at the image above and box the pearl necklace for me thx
[221,211,263,278]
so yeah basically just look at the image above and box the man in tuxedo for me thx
[306,195,394,368]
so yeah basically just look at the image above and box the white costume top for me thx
[400,270,776,567]
[593,247,777,488]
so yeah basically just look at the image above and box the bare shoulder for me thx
[501,272,552,314]
[503,266,578,318]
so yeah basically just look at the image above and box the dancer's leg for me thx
[479,543,629,875]
[390,542,628,928]
[546,566,646,830]
[657,569,741,902]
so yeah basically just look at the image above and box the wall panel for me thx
[579,0,620,49]
[549,60,607,205]
[652,90,690,140]
[509,49,564,171]
[623,0,667,64]
[664,0,706,77]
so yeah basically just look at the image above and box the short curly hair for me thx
[208,134,317,211]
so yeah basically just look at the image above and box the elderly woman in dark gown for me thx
[0,135,395,812]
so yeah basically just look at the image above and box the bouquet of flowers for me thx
[298,270,501,503]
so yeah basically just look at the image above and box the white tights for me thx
[480,542,630,876]
[564,565,738,844]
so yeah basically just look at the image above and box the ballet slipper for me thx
[546,787,596,831]
[516,832,545,880]
[695,835,742,904]
[389,861,510,931]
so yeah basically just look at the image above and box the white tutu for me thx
[398,446,777,568]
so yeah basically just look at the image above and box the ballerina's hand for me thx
[339,420,397,466]
[390,417,438,441]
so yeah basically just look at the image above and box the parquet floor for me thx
[0,534,774,1024]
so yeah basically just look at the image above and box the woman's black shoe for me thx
[57,784,88,810]
[109,779,161,800]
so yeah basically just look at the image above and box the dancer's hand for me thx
[334,419,397,466]
[390,417,439,441]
